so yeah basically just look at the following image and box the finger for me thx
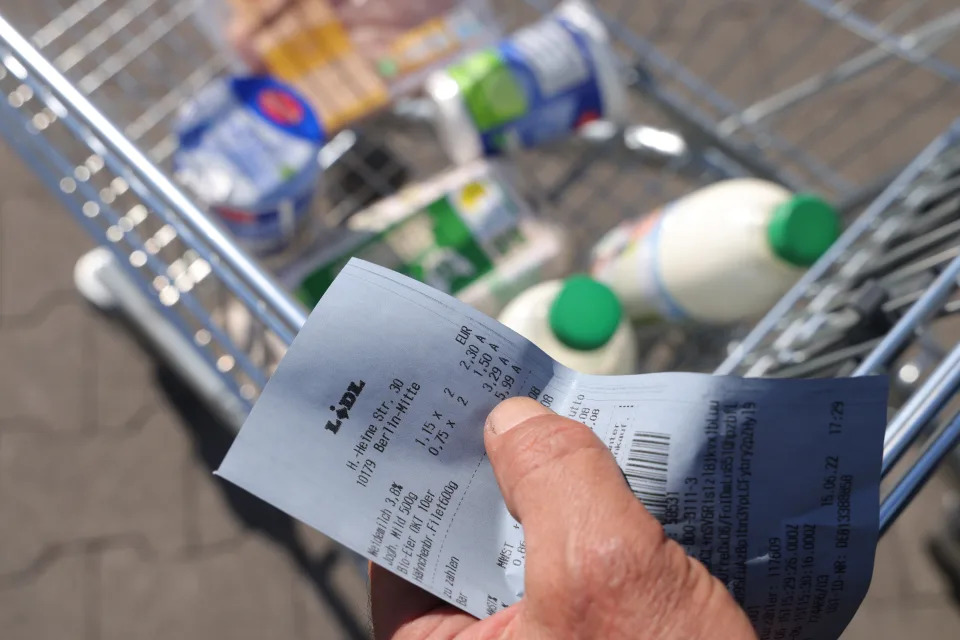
[484,400,758,639]
[369,563,475,639]
[483,398,661,549]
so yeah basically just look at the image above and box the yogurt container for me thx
[498,276,637,375]
[174,75,325,255]
[279,160,571,316]
[426,0,626,164]
[590,179,841,325]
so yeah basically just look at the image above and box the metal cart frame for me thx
[2,0,960,542]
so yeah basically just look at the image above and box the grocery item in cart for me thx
[173,75,325,255]
[498,275,637,375]
[591,179,840,325]
[278,160,571,315]
[220,0,497,132]
[426,0,626,164]
[333,0,491,89]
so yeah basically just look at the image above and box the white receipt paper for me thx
[219,260,887,640]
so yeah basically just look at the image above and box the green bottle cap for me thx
[548,276,623,351]
[767,194,840,267]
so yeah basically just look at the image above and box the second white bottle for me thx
[498,276,637,375]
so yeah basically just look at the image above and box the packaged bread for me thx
[210,0,497,131]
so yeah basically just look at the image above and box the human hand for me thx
[370,397,758,639]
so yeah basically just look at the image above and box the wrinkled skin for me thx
[371,397,759,640]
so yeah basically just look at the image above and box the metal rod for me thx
[854,249,960,375]
[703,1,793,90]
[669,0,734,72]
[0,90,269,390]
[54,0,157,72]
[834,167,907,217]
[637,78,811,191]
[3,60,294,369]
[798,60,914,162]
[803,0,960,83]
[721,8,960,135]
[0,91,262,401]
[881,342,960,476]
[124,56,226,141]
[32,0,111,49]
[521,0,834,194]
[744,0,858,112]
[880,410,960,535]
[77,0,194,95]
[0,13,307,342]
[716,122,960,374]
[643,0,687,42]
[829,83,960,173]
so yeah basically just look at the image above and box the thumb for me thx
[483,398,759,640]
[483,398,662,553]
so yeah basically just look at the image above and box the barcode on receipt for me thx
[624,431,672,519]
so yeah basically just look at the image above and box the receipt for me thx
[218,260,887,640]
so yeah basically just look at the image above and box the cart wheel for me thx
[74,248,118,311]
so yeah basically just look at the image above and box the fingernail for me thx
[486,397,551,436]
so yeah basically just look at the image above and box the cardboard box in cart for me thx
[207,0,499,132]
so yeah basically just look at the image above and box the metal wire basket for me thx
[1,0,959,540]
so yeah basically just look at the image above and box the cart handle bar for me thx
[0,12,307,343]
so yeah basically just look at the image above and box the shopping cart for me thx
[1,0,960,548]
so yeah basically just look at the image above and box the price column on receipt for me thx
[218,259,888,639]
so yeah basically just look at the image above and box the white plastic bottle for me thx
[498,276,637,375]
[590,178,840,325]
[426,0,626,164]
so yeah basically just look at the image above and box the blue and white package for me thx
[174,75,325,254]
[426,0,626,164]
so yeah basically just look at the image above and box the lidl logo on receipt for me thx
[325,380,366,435]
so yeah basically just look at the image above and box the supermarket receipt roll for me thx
[218,259,887,640]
